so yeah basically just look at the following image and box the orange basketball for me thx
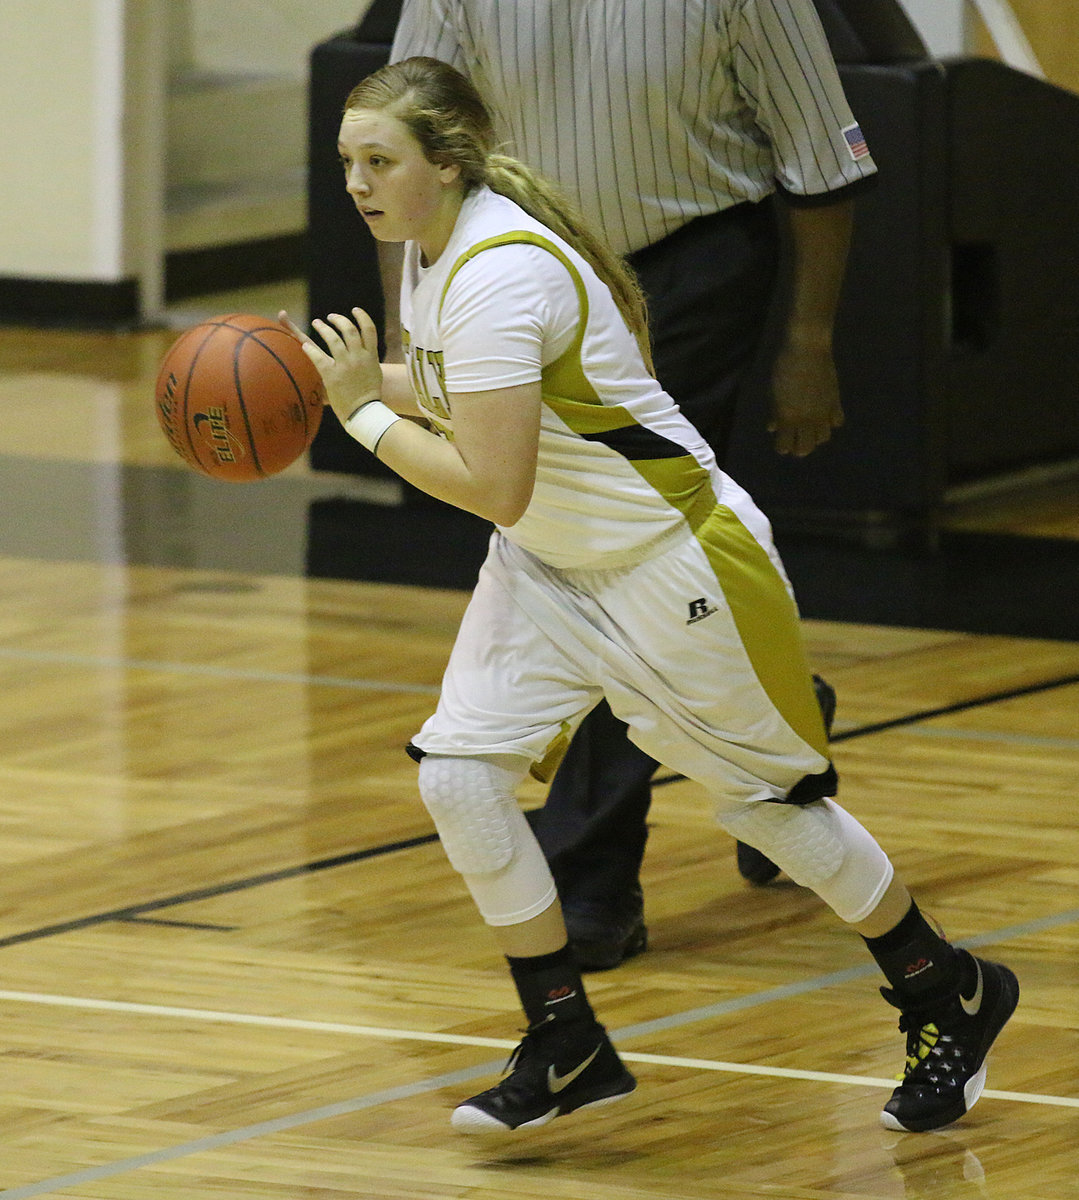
[155,313,325,482]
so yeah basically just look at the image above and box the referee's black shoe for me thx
[736,673,838,885]
[564,886,648,972]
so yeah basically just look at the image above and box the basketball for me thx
[154,313,325,482]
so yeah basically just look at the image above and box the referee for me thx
[384,0,877,968]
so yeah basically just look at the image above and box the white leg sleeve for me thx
[417,754,558,927]
[717,798,894,924]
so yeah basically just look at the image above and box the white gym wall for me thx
[0,0,372,320]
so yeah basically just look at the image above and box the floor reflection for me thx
[881,1130,993,1200]
[0,453,399,577]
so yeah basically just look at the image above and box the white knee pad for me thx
[717,798,894,923]
[417,754,557,926]
[417,754,526,874]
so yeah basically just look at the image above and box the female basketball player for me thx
[283,56,1017,1137]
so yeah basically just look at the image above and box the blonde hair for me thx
[345,57,653,372]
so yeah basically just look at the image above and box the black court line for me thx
[0,834,438,950]
[2,672,1076,951]
[117,918,239,932]
[651,669,1079,787]
[828,670,1079,742]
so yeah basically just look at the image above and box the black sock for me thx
[862,901,966,1003]
[506,944,596,1031]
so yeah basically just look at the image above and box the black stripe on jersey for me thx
[676,4,705,215]
[739,14,826,186]
[763,7,833,183]
[619,7,645,248]
[456,1,479,62]
[780,1,848,179]
[768,0,860,184]
[705,20,748,190]
[581,424,689,460]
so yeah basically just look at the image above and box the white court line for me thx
[0,647,440,695]
[0,985,1075,1111]
[5,649,1075,732]
[0,998,1074,1200]
[0,989,512,1050]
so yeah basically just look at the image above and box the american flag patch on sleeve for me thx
[842,122,870,161]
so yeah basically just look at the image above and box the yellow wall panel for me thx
[973,0,1079,94]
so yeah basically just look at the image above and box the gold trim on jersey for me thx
[695,507,830,759]
[439,229,828,760]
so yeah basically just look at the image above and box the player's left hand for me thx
[279,308,383,426]
[767,337,844,457]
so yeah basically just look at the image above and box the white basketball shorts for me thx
[412,493,831,808]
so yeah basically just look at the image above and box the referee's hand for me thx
[767,341,844,457]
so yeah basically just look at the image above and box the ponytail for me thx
[483,155,653,373]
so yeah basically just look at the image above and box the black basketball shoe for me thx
[451,1017,636,1132]
[880,951,1019,1132]
[564,886,648,971]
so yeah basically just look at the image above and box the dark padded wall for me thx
[724,61,950,532]
[945,58,1079,479]
[306,28,395,478]
[811,0,926,63]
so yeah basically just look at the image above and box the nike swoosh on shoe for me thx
[960,958,984,1017]
[548,1045,601,1093]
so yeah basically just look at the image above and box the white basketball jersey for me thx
[401,187,729,569]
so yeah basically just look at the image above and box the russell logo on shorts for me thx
[686,597,719,625]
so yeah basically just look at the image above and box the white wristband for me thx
[343,400,402,456]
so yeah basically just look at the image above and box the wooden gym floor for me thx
[0,282,1076,1199]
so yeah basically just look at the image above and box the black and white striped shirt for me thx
[391,0,877,255]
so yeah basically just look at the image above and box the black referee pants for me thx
[530,198,781,913]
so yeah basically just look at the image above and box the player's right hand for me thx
[281,307,384,429]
